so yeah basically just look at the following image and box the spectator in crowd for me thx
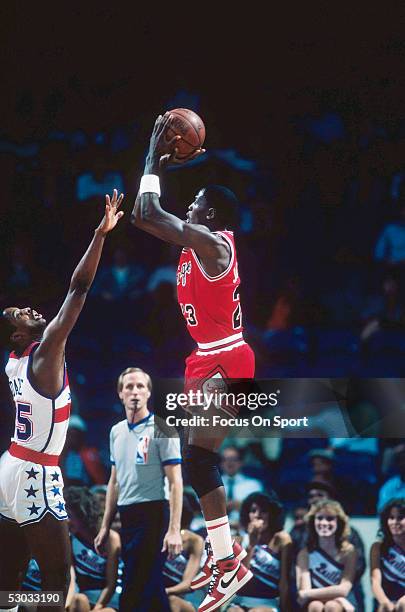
[265,276,303,331]
[220,445,264,527]
[91,247,146,301]
[360,272,405,341]
[374,192,405,308]
[292,505,308,531]
[329,436,379,515]
[75,138,125,203]
[307,449,358,513]
[381,440,405,479]
[290,481,338,555]
[228,491,292,612]
[374,201,405,268]
[90,484,122,534]
[164,492,205,612]
[144,280,188,363]
[94,367,183,612]
[307,449,336,489]
[4,243,36,302]
[296,500,358,610]
[378,444,405,512]
[147,264,177,294]
[290,481,366,611]
[90,483,108,510]
[65,486,121,611]
[59,414,107,487]
[370,498,405,610]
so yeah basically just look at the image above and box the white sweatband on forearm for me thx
[140,174,161,197]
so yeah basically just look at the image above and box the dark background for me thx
[1,4,405,513]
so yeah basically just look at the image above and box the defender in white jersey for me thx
[0,190,124,610]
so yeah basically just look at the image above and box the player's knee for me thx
[182,444,223,498]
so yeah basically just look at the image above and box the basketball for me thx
[165,108,206,161]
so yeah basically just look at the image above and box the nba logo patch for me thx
[136,436,150,464]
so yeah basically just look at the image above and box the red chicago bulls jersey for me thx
[177,231,245,354]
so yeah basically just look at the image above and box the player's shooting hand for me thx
[162,528,183,559]
[96,189,124,236]
[94,525,109,555]
[159,145,206,169]
[148,114,179,158]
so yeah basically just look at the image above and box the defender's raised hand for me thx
[97,189,124,235]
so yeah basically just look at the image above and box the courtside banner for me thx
[151,378,405,438]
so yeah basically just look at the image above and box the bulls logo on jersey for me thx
[136,435,150,464]
[177,260,192,287]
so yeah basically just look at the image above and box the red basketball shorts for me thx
[184,342,255,416]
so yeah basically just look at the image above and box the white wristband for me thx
[140,174,161,197]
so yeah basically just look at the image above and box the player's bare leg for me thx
[23,514,71,612]
[0,519,30,595]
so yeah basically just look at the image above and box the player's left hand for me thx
[96,189,124,235]
[162,528,183,559]
[159,145,206,169]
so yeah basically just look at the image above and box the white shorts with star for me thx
[0,451,68,525]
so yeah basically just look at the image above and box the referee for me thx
[94,367,183,612]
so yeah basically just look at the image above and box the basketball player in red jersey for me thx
[0,191,123,611]
[132,114,254,612]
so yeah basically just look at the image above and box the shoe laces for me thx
[207,563,221,594]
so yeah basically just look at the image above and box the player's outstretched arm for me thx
[33,191,124,393]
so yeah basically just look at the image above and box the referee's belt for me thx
[8,442,59,466]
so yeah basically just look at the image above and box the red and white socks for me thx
[205,515,234,561]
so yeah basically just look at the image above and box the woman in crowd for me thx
[296,499,357,611]
[64,486,121,611]
[370,498,405,611]
[228,490,292,612]
[163,493,205,612]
